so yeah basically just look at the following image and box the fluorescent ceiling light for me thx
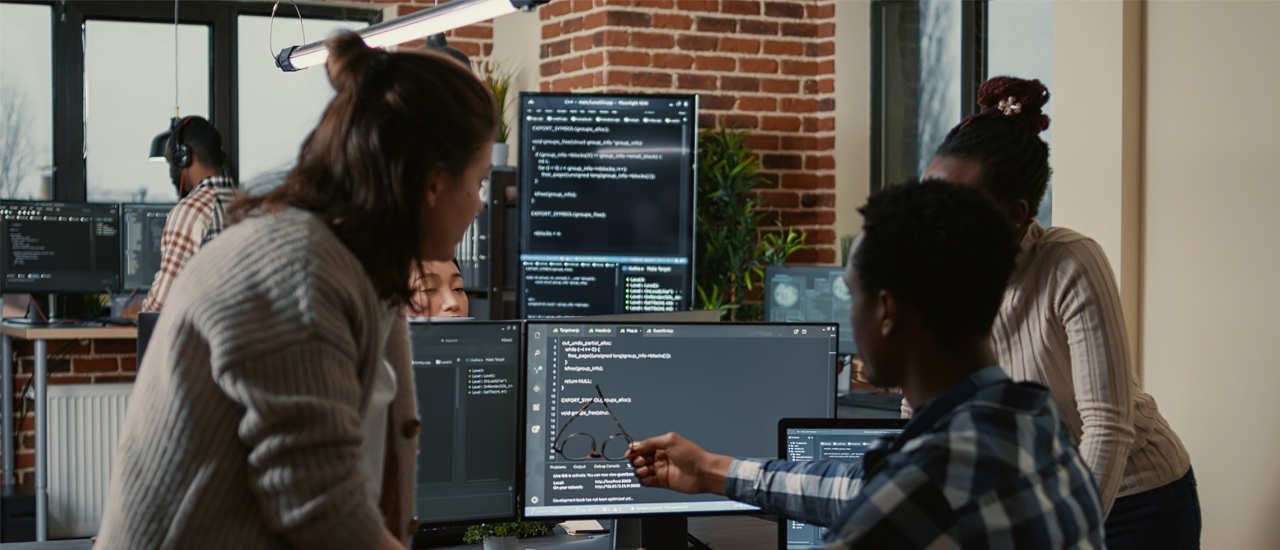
[276,0,547,72]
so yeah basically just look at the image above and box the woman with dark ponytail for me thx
[924,76,1200,549]
[98,33,497,550]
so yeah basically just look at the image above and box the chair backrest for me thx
[136,312,161,369]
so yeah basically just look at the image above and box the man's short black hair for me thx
[853,181,1019,347]
[171,116,225,169]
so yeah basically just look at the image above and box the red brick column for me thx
[538,0,838,264]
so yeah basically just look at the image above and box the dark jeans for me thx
[1104,466,1201,550]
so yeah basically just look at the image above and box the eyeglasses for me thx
[552,384,633,461]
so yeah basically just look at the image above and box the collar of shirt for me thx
[869,365,1009,472]
[193,175,236,190]
[1012,220,1045,281]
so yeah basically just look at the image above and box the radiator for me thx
[47,383,132,538]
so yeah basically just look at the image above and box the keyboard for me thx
[95,316,138,327]
[837,389,905,411]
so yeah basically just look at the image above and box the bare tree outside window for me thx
[0,79,35,199]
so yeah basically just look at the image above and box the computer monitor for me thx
[517,92,698,319]
[120,203,173,290]
[777,419,908,550]
[410,320,524,526]
[0,201,121,294]
[763,266,856,354]
[523,321,838,547]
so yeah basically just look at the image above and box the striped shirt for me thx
[992,221,1191,514]
[728,366,1105,549]
[141,176,237,312]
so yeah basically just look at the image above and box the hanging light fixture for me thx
[148,0,182,161]
[275,0,548,72]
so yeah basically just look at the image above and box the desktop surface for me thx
[410,321,524,526]
[522,321,838,520]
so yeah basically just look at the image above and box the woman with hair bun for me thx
[924,76,1200,549]
[97,33,497,550]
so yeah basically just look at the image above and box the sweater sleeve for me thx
[1054,239,1136,516]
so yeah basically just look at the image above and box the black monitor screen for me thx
[764,266,856,354]
[517,93,697,319]
[781,421,906,549]
[0,201,121,293]
[121,203,172,290]
[523,322,837,519]
[411,321,524,526]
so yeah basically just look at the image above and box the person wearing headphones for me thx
[139,115,238,312]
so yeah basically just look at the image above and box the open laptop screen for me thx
[778,418,908,550]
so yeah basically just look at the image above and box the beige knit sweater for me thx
[97,208,419,549]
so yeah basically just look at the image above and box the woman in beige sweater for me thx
[97,34,496,550]
[923,76,1198,549]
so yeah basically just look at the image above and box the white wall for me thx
[1143,2,1280,549]
[834,0,872,254]
[491,8,543,166]
[1053,0,1144,374]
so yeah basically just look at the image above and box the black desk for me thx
[426,516,777,550]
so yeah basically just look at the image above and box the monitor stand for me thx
[542,517,689,550]
[5,293,62,326]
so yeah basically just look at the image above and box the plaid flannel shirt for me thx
[726,366,1105,549]
[141,176,237,312]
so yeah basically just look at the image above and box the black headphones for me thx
[167,116,192,169]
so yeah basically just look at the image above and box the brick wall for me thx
[6,339,137,488]
[538,0,838,264]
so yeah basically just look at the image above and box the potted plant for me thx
[694,127,806,321]
[462,519,549,550]
[476,59,515,167]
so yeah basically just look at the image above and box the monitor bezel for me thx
[0,199,123,294]
[762,264,857,355]
[776,417,908,550]
[520,320,840,521]
[408,319,528,528]
[118,202,176,291]
[515,91,700,319]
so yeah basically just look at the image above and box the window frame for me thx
[869,0,987,193]
[2,0,382,202]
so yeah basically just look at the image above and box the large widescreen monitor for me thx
[763,265,856,354]
[517,92,697,319]
[120,203,172,290]
[410,320,524,526]
[523,322,837,526]
[0,201,121,293]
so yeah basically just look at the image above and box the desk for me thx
[1,323,136,542]
[427,516,777,550]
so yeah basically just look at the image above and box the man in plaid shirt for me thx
[628,182,1105,549]
[141,116,238,313]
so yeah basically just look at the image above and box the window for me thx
[84,20,210,203]
[237,15,368,193]
[0,2,53,200]
[871,0,984,192]
[3,1,381,203]
[988,0,1053,226]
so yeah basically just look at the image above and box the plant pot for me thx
[491,142,510,168]
[483,535,518,550]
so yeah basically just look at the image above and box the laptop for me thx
[777,418,908,550]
